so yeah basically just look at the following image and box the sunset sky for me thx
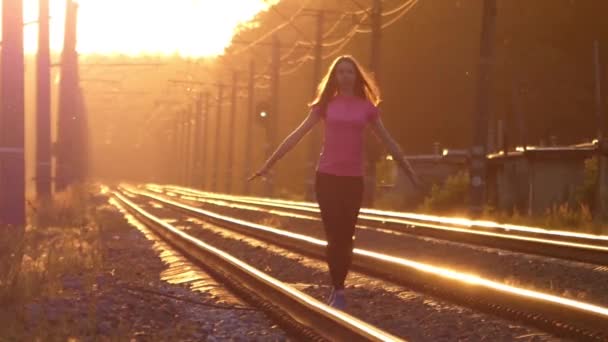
[7,0,279,57]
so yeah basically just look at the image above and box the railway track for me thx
[111,189,403,342]
[152,184,608,266]
[118,185,608,341]
[145,185,608,310]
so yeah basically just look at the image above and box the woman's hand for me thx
[247,165,270,182]
[402,162,425,192]
[248,109,320,182]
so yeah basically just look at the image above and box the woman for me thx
[249,55,422,309]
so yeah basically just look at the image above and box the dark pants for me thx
[315,172,364,290]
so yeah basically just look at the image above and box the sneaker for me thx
[329,289,346,310]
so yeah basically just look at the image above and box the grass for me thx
[0,184,104,340]
[418,170,470,215]
[414,167,606,234]
[485,202,602,234]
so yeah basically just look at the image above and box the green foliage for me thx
[493,156,603,232]
[31,184,93,229]
[492,202,599,234]
[416,160,605,233]
[419,171,470,214]
[575,156,598,209]
[374,190,406,211]
[0,184,104,339]
[542,202,595,232]
[0,226,25,304]
[1,184,100,304]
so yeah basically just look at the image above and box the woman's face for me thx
[334,60,357,93]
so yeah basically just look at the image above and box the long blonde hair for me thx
[310,55,381,117]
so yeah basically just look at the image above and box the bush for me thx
[1,183,100,305]
[414,161,605,233]
[374,190,407,211]
[0,226,25,304]
[419,170,470,214]
[575,156,598,210]
[543,202,595,232]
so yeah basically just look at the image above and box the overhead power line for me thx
[229,2,310,56]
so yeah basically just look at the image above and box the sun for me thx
[14,0,279,57]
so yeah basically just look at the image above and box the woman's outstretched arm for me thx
[370,117,424,189]
[249,108,321,181]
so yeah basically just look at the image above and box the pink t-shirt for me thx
[315,95,380,177]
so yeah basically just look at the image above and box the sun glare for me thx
[9,0,279,57]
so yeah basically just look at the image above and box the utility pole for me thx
[0,0,25,225]
[594,40,607,226]
[363,0,382,208]
[369,0,382,79]
[183,108,189,186]
[244,60,255,194]
[177,110,184,185]
[202,92,210,190]
[192,94,203,189]
[168,78,238,191]
[268,34,281,197]
[511,78,526,151]
[36,0,52,198]
[175,110,181,184]
[213,85,224,192]
[169,114,176,184]
[56,0,85,191]
[470,0,497,217]
[184,105,194,187]
[306,10,325,201]
[226,71,238,193]
[176,110,185,185]
[228,39,305,196]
